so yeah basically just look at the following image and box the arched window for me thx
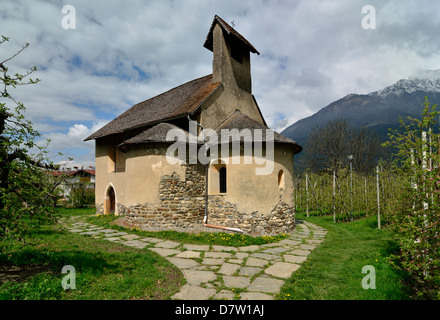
[278,170,285,189]
[219,166,227,193]
[208,160,227,195]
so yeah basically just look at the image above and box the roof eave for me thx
[84,114,190,142]
[84,82,222,142]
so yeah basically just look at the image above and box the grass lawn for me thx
[1,208,413,300]
[278,212,412,300]
[0,208,183,300]
[88,209,412,300]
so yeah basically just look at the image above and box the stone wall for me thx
[96,203,104,215]
[207,194,295,235]
[123,164,207,230]
[104,163,295,235]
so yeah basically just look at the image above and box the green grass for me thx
[278,213,411,300]
[1,207,413,300]
[87,213,289,247]
[0,208,183,300]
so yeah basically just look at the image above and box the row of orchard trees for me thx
[295,97,439,298]
[294,165,404,225]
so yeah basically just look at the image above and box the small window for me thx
[208,161,226,195]
[278,170,285,189]
[219,166,227,193]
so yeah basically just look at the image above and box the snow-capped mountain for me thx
[282,69,440,148]
[373,69,440,98]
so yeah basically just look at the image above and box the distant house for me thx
[52,168,95,199]
[84,15,302,235]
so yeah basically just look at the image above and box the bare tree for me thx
[302,118,381,175]
[350,127,382,173]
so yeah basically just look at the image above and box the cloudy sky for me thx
[2,0,440,168]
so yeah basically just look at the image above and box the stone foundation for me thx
[96,203,104,215]
[123,164,207,230]
[96,163,295,235]
[207,194,295,235]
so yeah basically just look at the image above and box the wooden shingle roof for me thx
[117,110,302,155]
[85,74,221,141]
[213,110,303,154]
[118,122,202,147]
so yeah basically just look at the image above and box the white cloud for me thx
[2,0,440,165]
[38,120,108,165]
[67,124,90,138]
[45,121,107,149]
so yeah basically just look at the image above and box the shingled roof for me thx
[85,74,221,141]
[118,122,202,147]
[203,15,260,55]
[118,110,302,154]
[212,110,302,154]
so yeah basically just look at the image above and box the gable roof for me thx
[213,110,303,154]
[85,74,221,141]
[203,15,260,55]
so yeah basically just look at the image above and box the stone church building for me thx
[85,15,302,235]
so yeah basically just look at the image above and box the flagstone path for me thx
[62,216,327,300]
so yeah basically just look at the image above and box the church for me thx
[85,15,302,235]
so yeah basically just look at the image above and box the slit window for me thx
[219,166,227,193]
[278,170,285,189]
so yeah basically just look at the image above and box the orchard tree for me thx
[384,97,440,298]
[1,36,62,242]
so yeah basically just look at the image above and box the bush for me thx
[68,181,95,208]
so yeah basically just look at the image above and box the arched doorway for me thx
[106,186,116,214]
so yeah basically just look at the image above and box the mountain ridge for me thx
[282,70,440,147]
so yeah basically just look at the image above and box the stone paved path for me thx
[62,216,327,300]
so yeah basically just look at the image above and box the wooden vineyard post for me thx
[333,170,336,223]
[376,166,381,229]
[365,176,368,216]
[306,174,309,217]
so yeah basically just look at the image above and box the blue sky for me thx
[1,0,440,168]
